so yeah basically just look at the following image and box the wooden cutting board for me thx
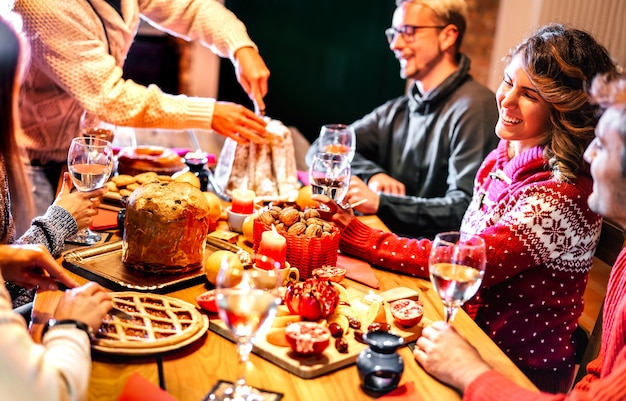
[208,284,425,379]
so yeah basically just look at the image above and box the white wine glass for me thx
[65,137,114,245]
[318,124,356,162]
[80,110,116,143]
[428,231,486,323]
[211,257,281,401]
[308,152,351,206]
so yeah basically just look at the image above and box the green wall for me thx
[218,0,406,143]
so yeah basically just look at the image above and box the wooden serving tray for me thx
[62,240,236,293]
[209,284,425,379]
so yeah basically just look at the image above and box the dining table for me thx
[31,209,538,401]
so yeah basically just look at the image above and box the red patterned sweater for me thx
[339,140,601,377]
[464,247,626,401]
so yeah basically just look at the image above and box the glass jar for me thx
[356,331,405,396]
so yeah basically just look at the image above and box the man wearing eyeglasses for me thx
[308,0,498,238]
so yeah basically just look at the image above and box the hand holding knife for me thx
[54,280,132,320]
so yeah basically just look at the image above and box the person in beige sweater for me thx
[12,0,271,215]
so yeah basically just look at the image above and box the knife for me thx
[54,280,133,320]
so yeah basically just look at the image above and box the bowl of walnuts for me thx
[252,202,340,280]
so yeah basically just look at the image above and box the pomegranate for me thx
[390,299,424,327]
[285,321,331,355]
[283,278,340,321]
[311,266,347,283]
[196,290,219,314]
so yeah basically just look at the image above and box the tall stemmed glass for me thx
[65,137,114,245]
[317,124,356,162]
[309,152,351,206]
[212,257,281,400]
[80,110,116,143]
[428,231,486,323]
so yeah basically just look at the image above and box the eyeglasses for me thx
[384,25,447,44]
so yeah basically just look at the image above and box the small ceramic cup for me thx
[253,262,299,287]
[226,206,252,233]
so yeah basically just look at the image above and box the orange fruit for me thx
[173,171,201,189]
[204,250,243,286]
[362,300,387,329]
[296,185,318,209]
[242,212,258,244]
[203,191,223,223]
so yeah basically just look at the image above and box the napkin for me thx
[337,254,380,289]
[90,208,119,230]
[378,381,419,401]
[118,373,178,401]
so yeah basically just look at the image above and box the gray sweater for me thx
[309,55,499,238]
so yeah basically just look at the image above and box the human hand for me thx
[0,244,79,291]
[53,172,107,230]
[368,173,405,196]
[414,321,491,392]
[212,101,268,144]
[345,176,380,214]
[54,282,112,332]
[233,46,270,115]
[311,194,355,230]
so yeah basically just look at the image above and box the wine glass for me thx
[317,124,356,162]
[212,256,282,401]
[308,152,351,206]
[80,110,116,143]
[428,231,486,323]
[65,137,114,245]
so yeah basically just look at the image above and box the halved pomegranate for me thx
[390,299,424,327]
[285,321,331,355]
[196,290,219,314]
[311,266,347,283]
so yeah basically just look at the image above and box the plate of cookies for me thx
[104,172,173,205]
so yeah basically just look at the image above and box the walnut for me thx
[305,224,323,237]
[258,211,276,226]
[280,208,301,227]
[275,223,286,233]
[303,209,320,219]
[306,217,324,227]
[288,222,307,235]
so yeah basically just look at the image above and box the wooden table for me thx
[32,214,537,401]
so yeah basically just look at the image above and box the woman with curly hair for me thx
[315,24,620,392]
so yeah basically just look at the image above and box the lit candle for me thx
[256,227,287,270]
[231,189,256,214]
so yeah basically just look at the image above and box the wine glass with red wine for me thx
[80,110,116,143]
[308,152,351,206]
[317,124,356,162]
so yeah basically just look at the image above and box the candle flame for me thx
[271,224,279,236]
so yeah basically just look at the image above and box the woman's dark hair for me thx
[505,23,620,181]
[0,16,34,238]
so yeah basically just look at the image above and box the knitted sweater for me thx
[0,270,92,401]
[340,140,601,377]
[13,0,258,165]
[465,247,626,401]
[1,158,77,307]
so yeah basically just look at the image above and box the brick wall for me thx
[463,0,500,86]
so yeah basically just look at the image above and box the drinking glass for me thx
[80,110,116,143]
[65,137,114,245]
[212,257,282,401]
[308,152,351,205]
[428,231,486,323]
[317,124,356,162]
